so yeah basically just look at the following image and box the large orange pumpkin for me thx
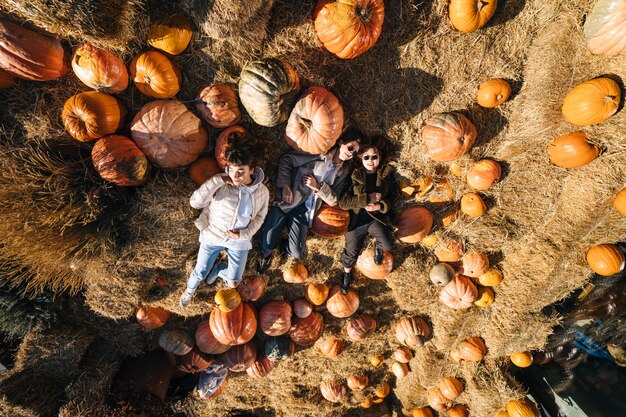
[131,99,208,168]
[548,131,600,168]
[283,261,309,283]
[356,248,394,279]
[458,336,487,361]
[91,135,149,186]
[317,337,345,358]
[461,251,489,277]
[0,68,16,88]
[71,43,128,93]
[62,91,126,142]
[310,203,350,238]
[584,0,626,56]
[440,275,477,309]
[215,125,248,169]
[136,305,171,330]
[395,316,431,348]
[130,50,181,98]
[396,206,434,243]
[466,159,501,190]
[460,192,487,217]
[586,243,625,276]
[219,340,257,372]
[313,0,385,59]
[476,78,511,108]
[239,275,266,302]
[449,0,498,32]
[0,19,68,81]
[196,83,241,128]
[147,15,193,56]
[562,77,621,126]
[306,282,330,305]
[347,315,377,341]
[421,112,477,161]
[614,187,626,216]
[246,354,274,378]
[259,300,292,336]
[289,311,324,346]
[506,398,540,417]
[285,86,344,154]
[188,156,221,185]
[209,301,257,346]
[195,319,231,354]
[326,285,360,318]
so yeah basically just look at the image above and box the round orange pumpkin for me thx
[219,340,257,372]
[462,251,489,278]
[427,386,450,411]
[72,43,128,93]
[548,131,600,168]
[346,375,368,390]
[510,351,533,368]
[130,50,181,98]
[91,135,149,186]
[395,316,431,348]
[306,282,330,305]
[195,319,231,354]
[0,68,16,88]
[317,337,345,358]
[449,0,498,32]
[239,275,266,302]
[440,275,478,309]
[289,311,324,346]
[347,315,377,341]
[246,354,274,378]
[326,285,359,318]
[562,77,621,126]
[310,203,350,238]
[209,302,257,346]
[283,261,309,283]
[466,159,502,190]
[196,83,241,128]
[396,206,434,243]
[477,78,511,108]
[614,187,626,216]
[313,0,385,59]
[159,329,194,355]
[293,298,313,318]
[478,267,503,286]
[320,380,346,403]
[356,248,393,279]
[458,336,487,361]
[214,125,248,169]
[285,86,344,154]
[584,0,626,56]
[506,398,540,417]
[260,300,292,336]
[62,91,126,142]
[412,407,434,417]
[435,239,465,262]
[586,243,625,276]
[188,156,221,185]
[461,192,487,217]
[147,15,193,56]
[136,305,171,330]
[439,377,464,400]
[421,112,477,161]
[131,99,208,168]
[215,288,241,312]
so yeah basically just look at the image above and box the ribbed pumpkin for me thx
[449,405,470,417]
[0,19,68,81]
[215,288,241,312]
[72,43,128,93]
[478,267,503,286]
[562,77,621,125]
[130,50,181,98]
[449,0,498,32]
[439,377,464,400]
[461,251,489,278]
[188,156,220,185]
[209,301,257,346]
[264,335,295,361]
[196,83,241,128]
[320,380,347,403]
[289,311,324,346]
[395,316,431,348]
[461,192,487,217]
[393,347,413,363]
[326,285,360,318]
[427,386,450,411]
[548,131,600,168]
[131,99,208,168]
[474,286,495,307]
[584,0,626,56]
[238,58,300,127]
[356,248,394,279]
[159,329,194,355]
[466,159,501,190]
[239,275,266,302]
[259,300,292,336]
[310,203,350,238]
[510,351,533,368]
[136,305,171,330]
[313,0,385,59]
[286,86,344,154]
[306,282,330,305]
[477,78,511,108]
[458,336,487,361]
[293,298,313,318]
[147,15,193,56]
[0,69,16,88]
[347,315,377,341]
[614,187,626,215]
[440,276,477,309]
[215,125,248,169]
[396,206,434,243]
[430,263,456,286]
[412,407,434,417]
[62,92,126,142]
[219,340,256,372]
[246,354,274,378]
[91,135,149,186]
[586,243,625,276]
[506,398,540,417]
[435,240,465,263]
[175,347,213,374]
[346,375,368,390]
[283,260,309,283]
[421,112,477,161]
[195,319,231,354]
[317,337,344,358]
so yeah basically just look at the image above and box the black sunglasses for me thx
[362,155,378,161]
[346,145,356,152]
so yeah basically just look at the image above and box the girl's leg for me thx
[340,224,369,293]
[286,204,309,261]
[184,245,222,294]
[218,248,249,288]
[368,221,394,251]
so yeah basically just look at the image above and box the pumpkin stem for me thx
[476,0,486,11]
[356,5,372,23]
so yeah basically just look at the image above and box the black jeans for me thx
[259,204,309,260]
[341,219,393,268]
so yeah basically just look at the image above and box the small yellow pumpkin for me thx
[214,289,241,312]
[370,355,384,366]
[147,15,193,55]
[510,351,533,368]
[474,286,495,307]
[478,267,503,286]
[461,192,487,217]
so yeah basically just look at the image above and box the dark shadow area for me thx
[467,104,510,150]
[488,0,527,28]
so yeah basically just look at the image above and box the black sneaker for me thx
[341,271,353,294]
[374,247,384,265]
[256,256,271,274]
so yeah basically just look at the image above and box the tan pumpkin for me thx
[215,289,241,312]
[215,125,248,169]
[219,340,257,372]
[477,78,511,108]
[458,336,487,361]
[159,329,194,355]
[196,83,241,128]
[286,86,344,154]
[238,275,266,302]
[0,68,16,88]
[435,240,465,263]
[209,302,257,346]
[356,248,394,279]
[449,405,470,417]
[72,43,128,93]
[136,305,171,330]
[259,300,292,336]
[347,315,377,341]
[461,192,487,217]
[195,319,231,354]
[147,15,193,56]
[293,298,313,318]
[510,351,533,368]
[306,282,330,305]
[506,398,540,417]
[461,251,489,278]
[614,187,626,215]
[317,337,345,358]
[289,311,324,346]
[246,354,274,378]
[346,375,368,390]
[326,285,360,318]
[320,380,346,403]
[586,244,625,276]
[548,131,600,168]
[188,156,221,186]
[430,263,456,286]
[562,77,621,125]
[0,19,68,81]
[131,99,208,168]
[239,58,300,127]
[310,203,350,238]
[466,159,501,190]
[474,286,495,307]
[421,112,477,161]
[449,0,498,32]
[395,316,431,348]
[427,386,450,411]
[130,50,181,98]
[439,377,464,400]
[62,91,126,142]
[412,407,434,417]
[478,267,503,286]
[393,347,413,363]
[91,135,149,186]
[396,206,434,243]
[584,0,626,56]
[283,261,309,283]
[392,361,409,378]
[440,276,477,309]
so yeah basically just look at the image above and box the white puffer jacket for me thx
[191,169,269,249]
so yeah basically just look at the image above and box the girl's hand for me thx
[282,186,293,204]
[303,174,319,191]
[365,203,381,212]
[226,230,240,239]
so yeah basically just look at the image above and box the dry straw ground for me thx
[0,0,625,416]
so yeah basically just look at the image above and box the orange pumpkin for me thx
[196,83,241,128]
[347,315,377,341]
[449,0,498,32]
[215,125,248,169]
[71,43,128,93]
[238,275,266,302]
[131,99,208,168]
[548,131,600,168]
[395,316,431,348]
[412,407,434,417]
[147,15,193,56]
[130,50,181,98]
[361,396,374,408]
[440,276,478,309]
[0,19,68,81]
[91,135,149,186]
[393,347,413,363]
[427,386,450,411]
[286,86,344,154]
[584,0,626,56]
[466,159,501,190]
[477,78,511,108]
[356,248,394,279]
[586,244,625,276]
[306,282,330,305]
[136,305,171,330]
[215,288,241,312]
[396,206,434,243]
[219,340,257,372]
[320,380,347,402]
[506,398,540,417]
[195,319,231,354]
[421,112,477,161]
[374,382,390,398]
[310,203,350,238]
[313,0,385,59]
[562,77,621,125]
[260,300,292,336]
[159,329,194,355]
[614,187,626,215]
[458,336,487,361]
[449,405,470,417]
[510,351,533,368]
[62,91,126,142]
[474,287,495,307]
[326,285,360,318]
[435,240,465,262]
[439,377,464,400]
[188,156,221,185]
[246,354,274,378]
[461,251,489,278]
[283,261,309,283]
[496,411,511,417]
[0,68,16,88]
[478,267,503,286]
[175,347,213,374]
[346,375,368,390]
[209,302,257,346]
[317,337,345,358]
[461,192,487,217]
[293,298,313,318]
[289,311,324,346]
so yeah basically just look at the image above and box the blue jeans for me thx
[185,244,249,292]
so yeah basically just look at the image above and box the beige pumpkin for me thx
[439,276,478,309]
[584,0,626,56]
[461,251,489,277]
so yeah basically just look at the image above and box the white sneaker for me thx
[179,290,193,308]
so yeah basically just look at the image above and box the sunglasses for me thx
[362,155,378,161]
[346,145,356,153]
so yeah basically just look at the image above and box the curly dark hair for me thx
[224,131,263,168]
[357,134,393,166]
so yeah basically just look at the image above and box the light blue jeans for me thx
[185,244,249,292]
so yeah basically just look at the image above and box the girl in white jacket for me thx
[180,134,269,308]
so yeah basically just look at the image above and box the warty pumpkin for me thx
[293,298,313,318]
[562,77,621,125]
[289,311,324,346]
[412,407,434,417]
[91,135,149,186]
[548,131,600,168]
[326,285,359,318]
[239,275,266,301]
[136,305,171,330]
[449,0,498,32]
[474,286,495,307]
[506,398,540,417]
[306,282,330,305]
[477,78,511,108]
[283,260,309,283]
[259,300,292,336]
[246,354,274,378]
[209,301,257,346]
[310,203,350,238]
[510,351,533,368]
[430,263,456,286]
[347,315,377,341]
[346,375,368,390]
[458,336,487,361]
[219,339,257,372]
[159,329,194,355]
[356,248,394,279]
[147,15,193,56]
[421,112,477,161]
[395,316,431,348]
[0,69,16,88]
[440,275,477,309]
[130,50,181,98]
[62,91,126,142]
[313,0,385,59]
[215,288,241,312]
[583,0,626,56]
[396,206,434,243]
[439,377,464,400]
[466,159,501,190]
[72,43,128,93]
[586,243,625,276]
[196,83,241,128]
[215,125,248,169]
[461,192,487,217]
[320,380,346,402]
[317,337,344,358]
[188,156,221,185]
[195,319,231,354]
[614,187,626,215]
[461,251,489,277]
